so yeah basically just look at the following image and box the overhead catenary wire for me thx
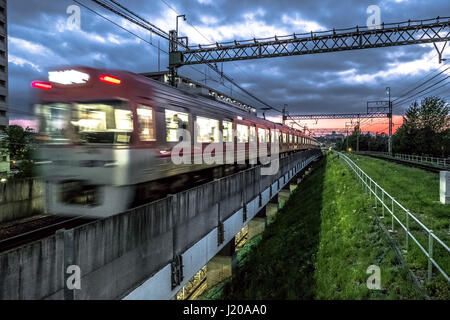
[356,63,450,129]
[73,1,248,105]
[392,64,449,103]
[393,74,450,108]
[92,0,308,131]
[86,0,276,116]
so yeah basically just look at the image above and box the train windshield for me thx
[36,100,133,144]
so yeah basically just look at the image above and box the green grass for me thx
[345,153,450,297]
[203,154,422,300]
[346,153,449,236]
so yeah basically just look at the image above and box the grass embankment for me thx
[346,153,449,297]
[205,153,420,299]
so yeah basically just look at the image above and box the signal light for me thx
[31,81,52,90]
[99,74,121,85]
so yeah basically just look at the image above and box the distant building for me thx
[0,0,7,130]
[0,0,8,178]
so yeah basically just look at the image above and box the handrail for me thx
[357,151,450,170]
[336,151,449,282]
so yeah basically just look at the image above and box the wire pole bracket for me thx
[433,41,447,63]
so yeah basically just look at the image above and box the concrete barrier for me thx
[0,179,45,224]
[0,149,321,300]
[440,171,450,204]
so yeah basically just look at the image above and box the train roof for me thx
[40,66,315,140]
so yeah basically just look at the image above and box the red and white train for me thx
[32,66,319,217]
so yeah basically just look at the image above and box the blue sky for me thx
[7,0,450,123]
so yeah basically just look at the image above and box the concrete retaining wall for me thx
[0,149,321,300]
[0,179,45,224]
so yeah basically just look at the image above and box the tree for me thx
[0,125,35,177]
[336,130,387,152]
[393,96,449,157]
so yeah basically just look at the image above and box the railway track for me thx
[0,215,95,253]
[360,153,446,173]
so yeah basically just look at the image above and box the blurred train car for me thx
[32,66,319,217]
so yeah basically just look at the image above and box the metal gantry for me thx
[170,17,450,66]
[367,97,393,154]
[287,112,388,120]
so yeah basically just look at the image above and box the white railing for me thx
[336,151,449,282]
[357,151,450,170]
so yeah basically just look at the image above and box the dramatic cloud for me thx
[7,0,450,134]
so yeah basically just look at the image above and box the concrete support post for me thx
[266,203,278,222]
[282,180,291,191]
[269,193,279,205]
[440,171,450,204]
[206,239,236,288]
[279,179,292,208]
[267,193,279,222]
[247,207,267,239]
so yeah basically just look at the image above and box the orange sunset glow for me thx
[267,115,404,135]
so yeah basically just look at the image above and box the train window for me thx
[35,103,70,142]
[258,128,266,143]
[236,124,248,142]
[115,109,133,131]
[265,129,270,142]
[289,134,293,143]
[196,116,220,143]
[282,133,287,143]
[165,109,189,142]
[249,126,256,142]
[71,103,133,133]
[223,121,233,142]
[36,101,135,144]
[271,129,279,143]
[137,107,155,141]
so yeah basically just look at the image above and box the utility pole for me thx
[158,39,160,72]
[282,105,287,125]
[356,118,360,152]
[168,15,186,87]
[168,29,178,87]
[387,87,392,155]
[346,128,349,151]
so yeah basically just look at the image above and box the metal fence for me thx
[357,151,450,170]
[337,151,449,282]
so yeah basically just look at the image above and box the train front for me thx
[32,66,138,218]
